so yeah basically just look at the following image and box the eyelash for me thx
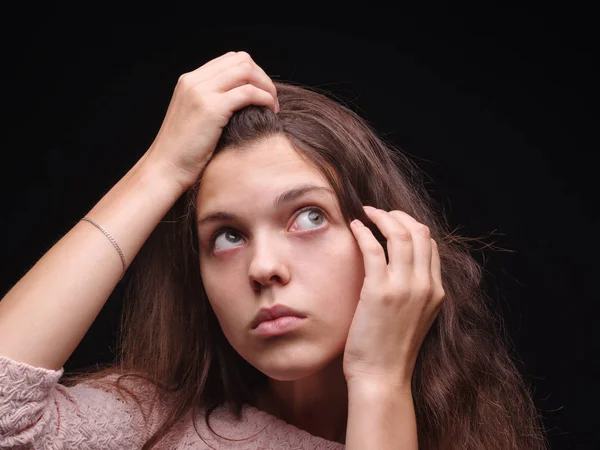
[208,206,328,251]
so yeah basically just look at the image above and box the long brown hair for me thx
[63,81,549,449]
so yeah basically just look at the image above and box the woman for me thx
[0,51,548,449]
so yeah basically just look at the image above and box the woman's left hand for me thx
[343,206,446,388]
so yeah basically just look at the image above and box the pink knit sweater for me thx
[0,356,345,449]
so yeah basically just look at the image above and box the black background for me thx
[1,13,597,450]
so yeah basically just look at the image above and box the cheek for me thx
[200,264,244,333]
[314,234,365,316]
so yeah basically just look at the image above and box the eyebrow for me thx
[197,184,335,228]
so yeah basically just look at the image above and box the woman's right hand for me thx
[143,51,279,191]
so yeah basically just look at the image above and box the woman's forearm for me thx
[345,381,418,449]
[0,156,186,371]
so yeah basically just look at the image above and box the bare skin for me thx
[196,134,365,442]
[251,355,348,442]
[0,49,443,447]
[196,130,445,447]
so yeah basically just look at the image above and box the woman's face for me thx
[196,134,365,381]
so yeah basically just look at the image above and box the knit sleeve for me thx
[0,355,150,450]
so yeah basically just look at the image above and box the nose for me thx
[248,234,290,291]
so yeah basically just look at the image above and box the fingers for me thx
[430,239,443,296]
[353,206,442,294]
[207,59,279,110]
[202,51,237,69]
[350,218,388,286]
[250,62,280,111]
[176,52,236,88]
[220,53,278,106]
[388,210,432,281]
[220,84,278,116]
[183,51,238,83]
[362,206,415,274]
[181,51,279,112]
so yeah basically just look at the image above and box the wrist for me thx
[345,378,418,449]
[348,378,413,403]
[135,154,192,199]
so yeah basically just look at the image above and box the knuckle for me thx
[390,281,410,299]
[390,210,414,222]
[237,61,254,75]
[189,85,210,110]
[380,289,398,306]
[415,278,432,297]
[177,72,191,86]
[241,83,255,96]
[417,224,431,238]
[236,51,252,62]
[438,288,447,302]
[393,229,412,242]
[190,83,206,100]
[366,242,386,257]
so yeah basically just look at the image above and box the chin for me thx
[259,366,318,382]
[250,348,345,382]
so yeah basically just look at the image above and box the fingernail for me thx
[351,219,364,227]
[276,98,280,113]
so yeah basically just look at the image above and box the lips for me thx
[251,304,306,329]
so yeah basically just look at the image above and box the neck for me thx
[251,355,348,444]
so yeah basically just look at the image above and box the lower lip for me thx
[254,316,305,337]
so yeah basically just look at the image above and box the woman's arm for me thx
[0,51,279,374]
[345,381,418,449]
[0,355,154,449]
[0,156,185,371]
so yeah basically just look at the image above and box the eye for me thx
[293,207,326,230]
[210,206,327,252]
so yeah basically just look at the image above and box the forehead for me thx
[197,135,330,209]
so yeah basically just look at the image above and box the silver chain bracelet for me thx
[80,217,127,280]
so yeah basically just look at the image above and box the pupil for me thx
[309,211,322,223]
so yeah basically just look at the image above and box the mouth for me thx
[251,304,306,330]
[253,316,306,337]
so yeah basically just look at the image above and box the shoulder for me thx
[72,371,166,426]
[75,372,159,403]
[0,356,150,448]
